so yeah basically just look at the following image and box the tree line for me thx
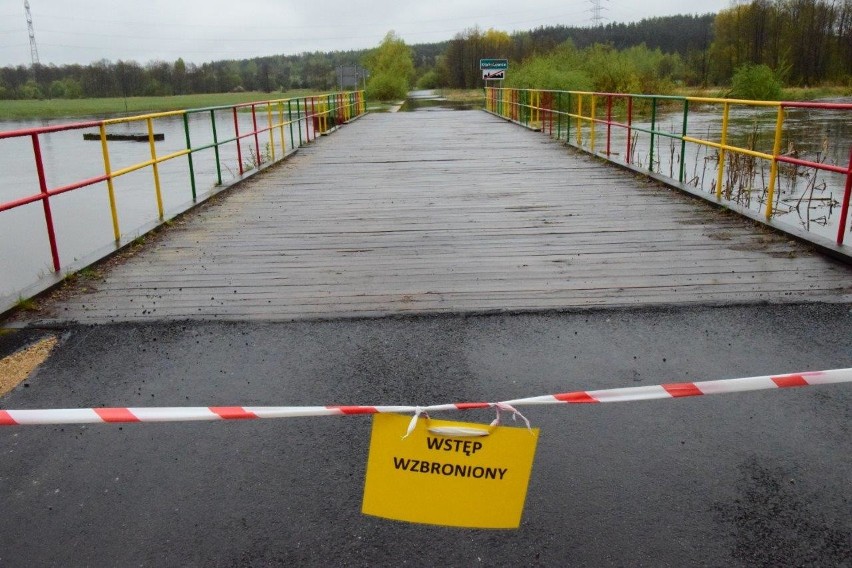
[2,1,850,101]
[707,0,852,85]
[435,15,715,89]
[435,1,852,90]
[0,50,371,100]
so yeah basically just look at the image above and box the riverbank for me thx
[677,85,852,101]
[0,90,317,120]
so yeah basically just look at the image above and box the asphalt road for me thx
[1,303,850,567]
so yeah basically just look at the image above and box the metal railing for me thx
[0,90,366,302]
[486,87,851,248]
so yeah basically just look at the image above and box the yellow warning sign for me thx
[362,413,539,529]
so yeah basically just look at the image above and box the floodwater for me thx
[0,111,309,299]
[598,99,852,242]
[1,98,850,301]
[399,91,479,112]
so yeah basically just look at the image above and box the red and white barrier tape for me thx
[1,368,850,426]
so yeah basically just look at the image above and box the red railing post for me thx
[233,107,244,175]
[251,104,261,167]
[513,90,518,122]
[304,98,310,142]
[606,95,613,158]
[30,134,61,272]
[548,92,554,135]
[838,146,852,246]
[626,97,633,166]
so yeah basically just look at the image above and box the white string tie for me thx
[491,402,533,432]
[402,406,425,440]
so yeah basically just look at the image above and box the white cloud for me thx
[0,0,728,66]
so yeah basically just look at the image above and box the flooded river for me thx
[0,112,305,299]
[611,100,851,241]
[1,100,849,301]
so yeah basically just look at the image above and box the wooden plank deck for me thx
[30,110,852,323]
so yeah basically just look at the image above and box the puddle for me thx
[399,98,482,112]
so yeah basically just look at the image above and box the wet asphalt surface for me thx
[0,303,850,567]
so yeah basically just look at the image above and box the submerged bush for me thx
[416,70,442,89]
[364,31,414,101]
[366,72,408,101]
[730,64,782,100]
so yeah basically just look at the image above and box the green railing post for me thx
[649,97,657,172]
[210,109,222,186]
[557,92,562,140]
[679,99,689,184]
[295,99,303,146]
[183,113,197,200]
[287,100,295,149]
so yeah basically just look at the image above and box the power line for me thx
[24,0,39,65]
[33,3,582,30]
[589,0,608,27]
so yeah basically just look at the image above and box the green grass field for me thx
[0,90,323,120]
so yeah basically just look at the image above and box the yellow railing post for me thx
[323,99,329,133]
[590,96,596,153]
[533,90,539,125]
[765,106,785,219]
[98,124,120,241]
[146,117,164,219]
[715,103,730,200]
[267,102,276,162]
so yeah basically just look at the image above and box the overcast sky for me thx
[1,0,731,67]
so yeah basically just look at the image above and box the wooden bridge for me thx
[25,109,852,323]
